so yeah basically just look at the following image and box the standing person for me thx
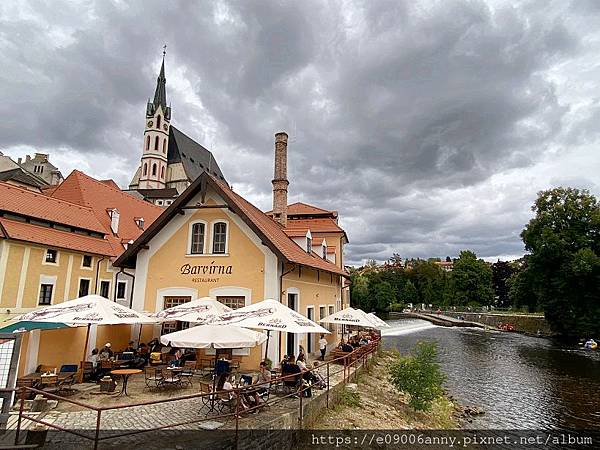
[88,348,100,381]
[318,334,328,361]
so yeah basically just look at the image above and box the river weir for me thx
[382,318,600,430]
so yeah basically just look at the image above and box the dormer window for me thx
[305,230,312,254]
[134,217,145,229]
[321,238,328,259]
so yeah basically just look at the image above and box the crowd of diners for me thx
[336,330,379,353]
[86,339,197,381]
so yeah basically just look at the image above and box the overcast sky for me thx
[1,1,599,266]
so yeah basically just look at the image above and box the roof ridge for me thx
[0,181,96,213]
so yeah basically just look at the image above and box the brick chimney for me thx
[272,132,289,227]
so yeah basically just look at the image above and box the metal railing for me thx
[5,339,380,449]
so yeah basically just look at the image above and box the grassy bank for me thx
[313,351,459,430]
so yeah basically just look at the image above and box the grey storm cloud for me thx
[0,0,599,265]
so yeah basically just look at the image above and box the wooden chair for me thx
[179,361,196,386]
[144,367,164,389]
[80,361,94,382]
[160,368,181,388]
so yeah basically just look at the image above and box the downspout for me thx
[277,262,296,364]
[93,256,106,294]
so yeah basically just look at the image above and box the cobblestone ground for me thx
[13,357,362,448]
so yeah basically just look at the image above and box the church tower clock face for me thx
[147,120,153,127]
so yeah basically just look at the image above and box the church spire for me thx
[153,47,167,111]
[147,46,171,120]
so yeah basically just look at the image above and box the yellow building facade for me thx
[116,172,348,369]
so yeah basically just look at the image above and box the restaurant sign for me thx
[180,262,233,283]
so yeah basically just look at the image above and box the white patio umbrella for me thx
[319,307,377,327]
[214,298,330,359]
[153,297,232,324]
[367,312,390,328]
[160,324,267,349]
[18,295,157,381]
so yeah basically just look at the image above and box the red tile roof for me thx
[286,202,337,217]
[0,218,116,256]
[0,182,105,233]
[50,171,163,256]
[285,217,344,234]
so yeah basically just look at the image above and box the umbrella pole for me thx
[79,324,91,383]
[137,324,143,345]
[264,330,270,361]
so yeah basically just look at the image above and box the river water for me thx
[382,319,600,430]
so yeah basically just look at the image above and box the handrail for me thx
[9,337,380,448]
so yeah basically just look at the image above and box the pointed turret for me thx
[146,53,171,120]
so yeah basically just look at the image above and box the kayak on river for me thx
[580,338,598,350]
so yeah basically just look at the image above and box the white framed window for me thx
[161,296,191,334]
[43,249,58,265]
[116,281,127,299]
[38,284,53,305]
[216,296,245,310]
[187,220,207,255]
[81,254,93,269]
[328,305,335,332]
[99,280,110,298]
[37,275,56,306]
[78,278,91,297]
[209,287,251,355]
[211,221,228,254]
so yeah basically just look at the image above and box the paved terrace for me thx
[5,346,377,448]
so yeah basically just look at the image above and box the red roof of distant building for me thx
[285,217,344,234]
[0,182,105,233]
[49,171,163,256]
[0,218,116,256]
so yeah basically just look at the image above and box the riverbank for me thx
[313,351,460,430]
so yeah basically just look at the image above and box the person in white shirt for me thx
[319,334,328,361]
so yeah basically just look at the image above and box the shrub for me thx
[389,303,405,312]
[388,341,446,411]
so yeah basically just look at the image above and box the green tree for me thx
[506,267,539,312]
[401,280,418,304]
[388,341,446,411]
[492,261,515,308]
[452,250,494,306]
[370,279,396,311]
[521,187,600,337]
[349,271,372,311]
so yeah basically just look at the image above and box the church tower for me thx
[138,52,171,189]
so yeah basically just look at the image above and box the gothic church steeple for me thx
[138,50,171,189]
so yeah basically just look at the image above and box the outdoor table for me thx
[111,369,142,396]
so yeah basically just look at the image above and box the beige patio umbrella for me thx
[214,298,330,360]
[18,295,158,382]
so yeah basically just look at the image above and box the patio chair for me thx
[79,361,94,382]
[160,368,182,388]
[199,358,215,375]
[179,361,196,386]
[57,373,76,396]
[144,367,164,389]
[230,357,241,374]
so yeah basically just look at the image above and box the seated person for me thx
[99,343,113,360]
[168,348,184,367]
[124,341,137,355]
[138,343,149,362]
[311,362,327,388]
[296,354,318,385]
[339,339,353,353]
[245,361,272,407]
[281,355,302,390]
[350,337,360,348]
[217,372,249,412]
[148,338,162,353]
